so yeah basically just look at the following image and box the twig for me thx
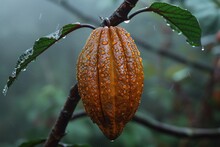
[101,0,138,26]
[48,0,213,73]
[71,111,220,138]
[44,84,80,147]
[134,38,213,73]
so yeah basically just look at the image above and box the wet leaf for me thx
[147,2,202,46]
[3,23,83,95]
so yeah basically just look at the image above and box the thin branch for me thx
[71,111,220,138]
[134,37,213,73]
[44,84,80,147]
[48,0,213,73]
[48,0,99,24]
[101,0,139,26]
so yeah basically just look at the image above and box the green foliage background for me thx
[1,0,220,146]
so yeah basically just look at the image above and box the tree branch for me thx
[101,0,138,26]
[71,111,220,138]
[48,0,213,73]
[44,84,80,147]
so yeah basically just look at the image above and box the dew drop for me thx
[25,48,34,56]
[62,36,66,39]
[166,23,171,27]
[201,47,205,51]
[11,70,16,78]
[102,41,108,45]
[110,140,114,143]
[126,33,130,37]
[124,20,130,24]
[2,85,8,96]
[178,32,182,35]
[112,41,117,45]
[75,22,81,25]
[22,68,26,72]
[46,30,61,40]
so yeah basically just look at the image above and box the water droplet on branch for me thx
[124,20,130,24]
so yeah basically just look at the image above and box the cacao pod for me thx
[77,26,144,140]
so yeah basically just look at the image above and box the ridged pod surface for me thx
[77,26,144,140]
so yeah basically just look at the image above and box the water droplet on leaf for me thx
[124,20,130,24]
[46,29,62,40]
[75,22,81,25]
[178,32,182,35]
[2,85,8,96]
[22,68,26,72]
[11,70,16,78]
[166,23,171,27]
[102,41,108,45]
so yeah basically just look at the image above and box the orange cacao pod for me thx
[77,26,144,140]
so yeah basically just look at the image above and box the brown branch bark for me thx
[71,111,220,138]
[49,0,213,73]
[44,84,80,147]
[101,0,138,26]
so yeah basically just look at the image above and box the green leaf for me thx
[19,138,45,147]
[3,23,88,96]
[147,2,202,47]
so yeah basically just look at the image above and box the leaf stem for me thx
[79,24,96,30]
[128,7,150,20]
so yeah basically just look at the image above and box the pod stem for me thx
[101,0,139,27]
